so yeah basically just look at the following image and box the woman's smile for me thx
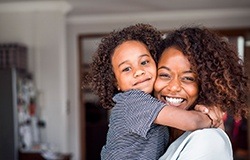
[165,96,185,105]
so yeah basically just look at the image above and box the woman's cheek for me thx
[154,78,164,92]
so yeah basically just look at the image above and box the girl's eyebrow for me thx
[118,54,150,68]
[140,54,150,58]
[118,60,128,68]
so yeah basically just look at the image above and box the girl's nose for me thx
[134,69,145,77]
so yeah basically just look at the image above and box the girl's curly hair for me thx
[158,26,249,117]
[84,23,163,109]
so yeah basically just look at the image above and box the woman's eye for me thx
[122,67,131,72]
[141,60,149,65]
[158,73,171,79]
[182,76,196,82]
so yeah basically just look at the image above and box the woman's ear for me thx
[117,85,121,91]
[114,81,120,91]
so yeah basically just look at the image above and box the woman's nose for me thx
[134,69,145,77]
[166,79,181,92]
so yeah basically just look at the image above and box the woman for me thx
[154,26,249,159]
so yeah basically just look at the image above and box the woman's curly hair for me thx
[84,23,163,109]
[158,26,249,117]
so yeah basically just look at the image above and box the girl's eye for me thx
[141,60,149,65]
[122,67,131,72]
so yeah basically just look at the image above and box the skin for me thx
[154,47,199,110]
[112,40,157,93]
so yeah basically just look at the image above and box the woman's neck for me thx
[169,127,185,143]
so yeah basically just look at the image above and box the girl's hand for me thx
[195,105,225,130]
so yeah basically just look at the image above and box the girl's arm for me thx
[195,105,225,130]
[154,105,222,131]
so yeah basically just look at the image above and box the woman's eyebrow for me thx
[158,66,170,71]
[158,66,194,74]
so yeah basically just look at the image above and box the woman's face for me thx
[154,47,199,110]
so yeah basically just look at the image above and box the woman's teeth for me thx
[165,97,184,104]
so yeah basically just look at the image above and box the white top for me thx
[159,128,233,160]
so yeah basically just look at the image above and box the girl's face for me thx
[112,40,156,93]
[154,47,199,110]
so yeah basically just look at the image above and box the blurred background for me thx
[0,0,250,160]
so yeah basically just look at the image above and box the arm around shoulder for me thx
[154,105,211,130]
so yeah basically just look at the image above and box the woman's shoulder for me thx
[188,128,230,143]
[189,128,228,137]
[159,128,233,160]
[186,128,233,154]
[190,128,225,135]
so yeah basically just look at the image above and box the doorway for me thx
[78,34,109,160]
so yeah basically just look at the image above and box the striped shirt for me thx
[101,90,169,160]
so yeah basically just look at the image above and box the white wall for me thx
[0,0,71,155]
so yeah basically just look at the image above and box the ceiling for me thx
[66,0,250,16]
[1,0,250,17]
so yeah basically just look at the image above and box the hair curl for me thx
[158,26,249,117]
[84,23,163,109]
